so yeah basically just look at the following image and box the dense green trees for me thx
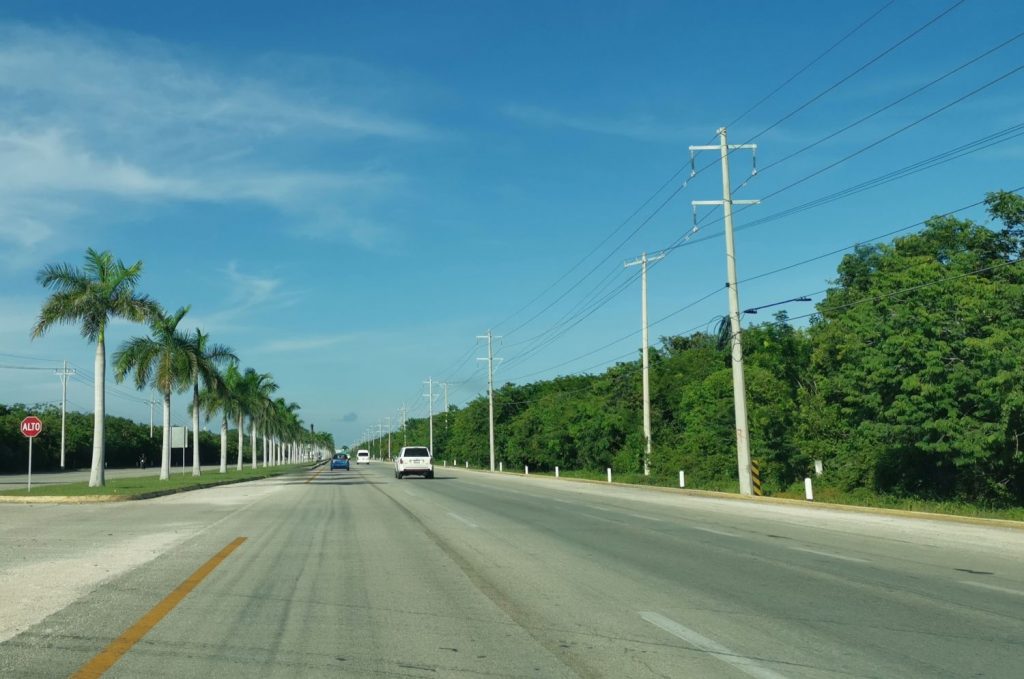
[372,191,1024,507]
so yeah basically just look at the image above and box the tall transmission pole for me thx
[149,395,156,438]
[477,330,502,472]
[385,416,392,459]
[423,378,435,453]
[441,382,450,431]
[55,361,75,470]
[691,127,760,496]
[624,251,664,477]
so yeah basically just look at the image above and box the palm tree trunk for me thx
[160,391,171,480]
[220,413,228,473]
[262,433,268,467]
[236,414,244,470]
[192,380,201,477]
[250,420,257,470]
[89,334,106,487]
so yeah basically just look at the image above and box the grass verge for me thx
[483,466,1024,523]
[0,463,313,500]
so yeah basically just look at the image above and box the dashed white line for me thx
[447,512,479,528]
[961,580,1024,597]
[640,611,790,679]
[691,526,741,538]
[788,547,868,563]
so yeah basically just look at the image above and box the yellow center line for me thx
[70,536,248,679]
[305,468,326,484]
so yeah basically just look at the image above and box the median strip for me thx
[70,536,247,679]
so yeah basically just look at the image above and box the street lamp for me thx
[743,296,812,315]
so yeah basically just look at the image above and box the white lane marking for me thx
[789,547,868,563]
[447,512,479,528]
[961,581,1024,597]
[581,512,628,526]
[691,526,740,538]
[640,612,790,679]
[623,511,663,523]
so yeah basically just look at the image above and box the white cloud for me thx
[0,21,424,261]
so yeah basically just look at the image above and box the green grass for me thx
[0,463,313,499]
[772,485,1024,522]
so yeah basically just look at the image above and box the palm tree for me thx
[239,368,277,470]
[278,399,301,465]
[194,381,227,473]
[113,306,192,480]
[184,329,236,476]
[222,361,247,471]
[32,248,159,487]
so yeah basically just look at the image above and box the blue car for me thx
[330,454,350,470]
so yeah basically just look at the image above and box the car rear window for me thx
[402,448,429,457]
[357,452,368,456]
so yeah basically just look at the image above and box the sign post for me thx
[20,416,43,492]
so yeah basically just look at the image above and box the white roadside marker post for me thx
[525,465,529,475]
[607,468,612,483]
[679,471,685,488]
[555,466,559,478]
[805,477,814,501]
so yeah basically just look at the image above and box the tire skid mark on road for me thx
[961,580,1024,597]
[370,481,603,679]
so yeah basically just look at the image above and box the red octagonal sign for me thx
[20,416,43,438]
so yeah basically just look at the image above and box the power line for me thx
[727,0,897,128]
[741,0,968,145]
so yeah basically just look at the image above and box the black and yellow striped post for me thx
[750,459,763,496]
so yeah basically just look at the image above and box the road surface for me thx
[1,462,1021,678]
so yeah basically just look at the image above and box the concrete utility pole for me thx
[55,361,75,469]
[477,330,502,472]
[624,251,665,477]
[385,416,392,459]
[377,422,384,458]
[423,378,435,453]
[691,127,760,496]
[399,404,407,449]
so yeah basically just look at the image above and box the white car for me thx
[394,446,433,479]
[356,449,370,464]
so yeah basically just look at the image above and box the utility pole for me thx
[691,127,760,496]
[399,404,407,448]
[55,361,75,469]
[477,330,502,472]
[385,416,392,459]
[377,422,384,458]
[624,251,665,477]
[149,396,156,438]
[423,378,436,452]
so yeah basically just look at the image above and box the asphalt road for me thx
[1,462,1021,678]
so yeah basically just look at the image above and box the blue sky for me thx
[1,0,1021,448]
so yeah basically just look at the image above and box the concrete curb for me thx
[442,465,1024,530]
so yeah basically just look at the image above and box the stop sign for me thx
[20,416,43,438]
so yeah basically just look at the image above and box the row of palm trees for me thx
[32,248,331,487]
